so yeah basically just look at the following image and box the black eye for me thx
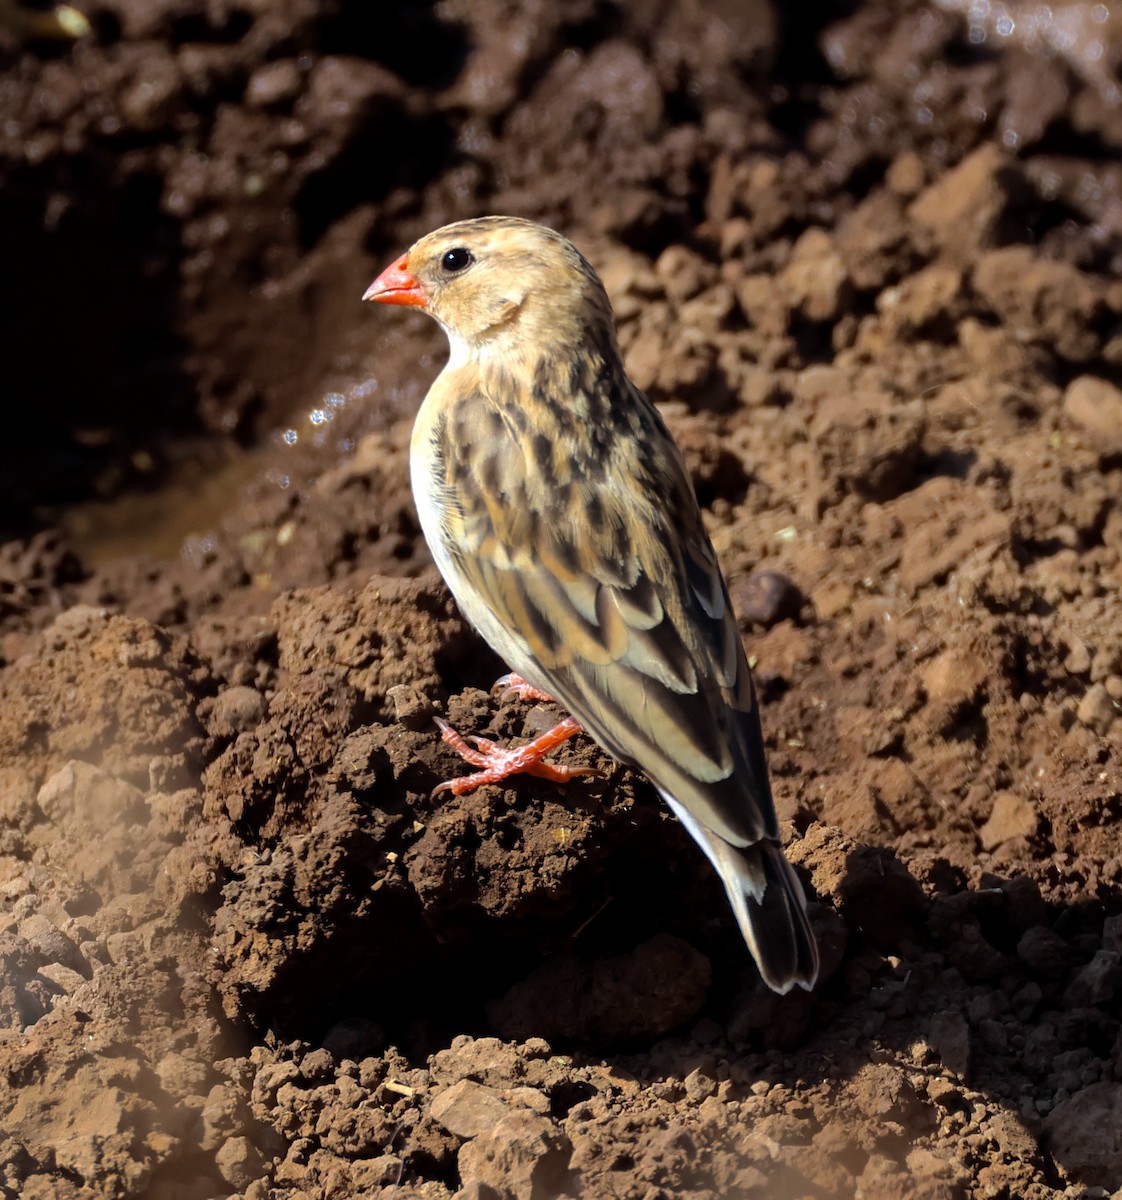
[441,247,474,274]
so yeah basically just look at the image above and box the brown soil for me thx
[2,1,1122,1197]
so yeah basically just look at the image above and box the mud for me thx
[1,1,1122,1197]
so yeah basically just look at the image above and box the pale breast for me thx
[408,381,545,688]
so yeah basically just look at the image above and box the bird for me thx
[363,216,818,994]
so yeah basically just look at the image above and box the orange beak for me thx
[363,254,427,308]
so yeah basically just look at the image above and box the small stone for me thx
[1064,376,1122,447]
[811,578,855,620]
[1043,1082,1122,1189]
[387,684,436,731]
[926,1077,961,1108]
[1091,646,1121,681]
[922,647,988,720]
[731,570,804,627]
[777,228,852,322]
[973,248,1100,361]
[735,274,788,336]
[18,914,87,974]
[215,1136,264,1190]
[905,1146,967,1191]
[350,1155,404,1189]
[909,143,1025,255]
[847,1064,930,1126]
[1077,683,1117,734]
[988,1110,1038,1160]
[36,762,146,832]
[929,1011,972,1079]
[119,52,183,131]
[104,931,144,966]
[0,767,37,831]
[1017,926,1070,977]
[209,686,267,735]
[157,1052,213,1100]
[246,60,303,109]
[431,1080,511,1140]
[251,1060,300,1107]
[506,1087,550,1115]
[1011,981,1042,1020]
[979,792,1038,850]
[794,364,847,407]
[202,1083,249,1150]
[457,1111,572,1200]
[1063,951,1122,1008]
[684,1068,718,1102]
[885,151,925,197]
[298,1048,334,1082]
[877,263,962,333]
[654,244,711,303]
[1063,638,1092,676]
[36,963,86,995]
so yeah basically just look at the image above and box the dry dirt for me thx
[2,1,1122,1198]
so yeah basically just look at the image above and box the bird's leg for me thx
[491,672,556,703]
[432,673,602,795]
[432,715,603,796]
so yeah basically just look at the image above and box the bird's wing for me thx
[438,380,779,850]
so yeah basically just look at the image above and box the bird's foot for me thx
[432,715,602,796]
[491,672,556,703]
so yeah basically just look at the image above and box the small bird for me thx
[364,217,818,994]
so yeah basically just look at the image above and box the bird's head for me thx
[363,216,615,368]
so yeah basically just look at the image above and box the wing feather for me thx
[440,388,778,849]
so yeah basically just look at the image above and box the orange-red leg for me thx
[491,672,556,703]
[433,715,602,796]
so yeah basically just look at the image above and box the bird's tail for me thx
[663,796,819,994]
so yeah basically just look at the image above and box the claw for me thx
[431,714,599,796]
[491,672,556,703]
[434,716,491,768]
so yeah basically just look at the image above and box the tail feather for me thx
[663,795,818,994]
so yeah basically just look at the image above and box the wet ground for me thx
[2,1,1122,1197]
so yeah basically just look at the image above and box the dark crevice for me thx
[0,159,193,525]
[294,110,459,251]
[316,0,471,90]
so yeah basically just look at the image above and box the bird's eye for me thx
[441,247,474,274]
